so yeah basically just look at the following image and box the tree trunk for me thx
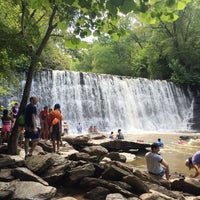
[7,57,38,155]
[7,6,58,155]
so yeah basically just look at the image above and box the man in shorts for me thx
[24,96,40,159]
[145,142,170,180]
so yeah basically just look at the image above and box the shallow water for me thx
[124,132,200,176]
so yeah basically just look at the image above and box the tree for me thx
[1,0,190,154]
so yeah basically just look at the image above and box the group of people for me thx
[0,96,66,158]
[0,102,20,144]
[88,125,98,134]
[109,129,124,140]
[146,140,200,180]
[23,96,64,158]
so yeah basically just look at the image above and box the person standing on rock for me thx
[145,142,170,180]
[49,104,63,154]
[76,122,82,134]
[185,151,200,178]
[24,96,40,159]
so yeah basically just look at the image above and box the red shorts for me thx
[1,125,11,132]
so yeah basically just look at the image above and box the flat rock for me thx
[11,180,56,200]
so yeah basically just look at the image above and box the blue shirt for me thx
[25,103,37,128]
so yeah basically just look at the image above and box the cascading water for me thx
[1,70,194,133]
[29,70,193,133]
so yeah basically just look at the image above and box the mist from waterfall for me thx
[25,70,193,133]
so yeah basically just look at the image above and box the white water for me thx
[25,70,194,133]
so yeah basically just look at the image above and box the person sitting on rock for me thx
[185,151,200,178]
[109,131,115,139]
[145,142,170,180]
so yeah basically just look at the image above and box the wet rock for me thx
[101,140,150,152]
[11,167,49,186]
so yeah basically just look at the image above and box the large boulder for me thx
[25,154,55,174]
[123,175,149,195]
[11,167,49,186]
[102,164,132,181]
[85,186,110,200]
[0,156,16,168]
[100,140,150,152]
[11,180,56,200]
[0,168,15,182]
[83,145,108,156]
[171,177,200,195]
[80,177,137,198]
[66,163,95,184]
[106,152,126,163]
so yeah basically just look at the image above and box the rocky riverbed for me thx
[0,134,200,200]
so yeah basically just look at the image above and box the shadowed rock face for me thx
[100,140,150,152]
[0,135,200,200]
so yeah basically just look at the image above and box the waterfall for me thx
[28,70,193,133]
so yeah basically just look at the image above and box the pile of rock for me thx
[0,134,200,200]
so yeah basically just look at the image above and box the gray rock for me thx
[0,156,16,168]
[80,177,137,198]
[42,163,70,185]
[11,180,56,200]
[68,152,91,161]
[102,164,132,181]
[0,182,15,200]
[106,152,127,162]
[123,175,149,195]
[67,163,95,184]
[25,154,55,174]
[11,167,49,186]
[140,190,175,200]
[106,193,127,200]
[101,140,150,152]
[83,145,108,156]
[171,178,200,196]
[85,186,110,200]
[0,168,15,182]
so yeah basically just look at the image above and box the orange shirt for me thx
[49,109,63,125]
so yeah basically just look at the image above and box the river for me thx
[124,132,200,176]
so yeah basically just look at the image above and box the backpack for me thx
[17,114,25,126]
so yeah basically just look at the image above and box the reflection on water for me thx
[125,132,200,176]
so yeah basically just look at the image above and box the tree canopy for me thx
[0,0,195,154]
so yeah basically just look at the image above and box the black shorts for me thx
[51,123,61,140]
